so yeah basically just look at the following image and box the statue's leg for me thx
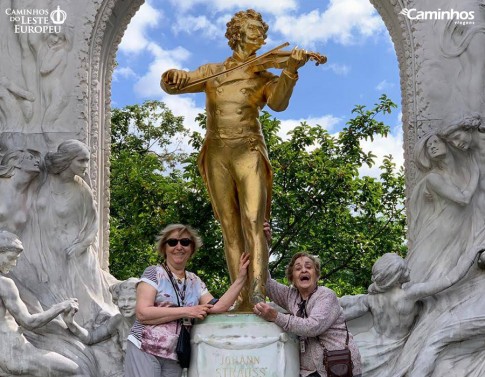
[3,341,85,377]
[203,141,247,309]
[234,148,269,305]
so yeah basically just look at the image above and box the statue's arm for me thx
[426,172,475,205]
[265,48,309,111]
[406,247,478,301]
[1,277,75,330]
[160,64,215,94]
[64,309,121,344]
[339,294,370,320]
[40,48,65,75]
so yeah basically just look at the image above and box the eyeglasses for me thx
[164,238,193,247]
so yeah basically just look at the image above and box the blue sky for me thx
[111,0,404,177]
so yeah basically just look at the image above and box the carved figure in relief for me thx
[15,139,116,326]
[0,230,85,377]
[339,251,477,376]
[161,9,314,310]
[440,0,485,114]
[63,278,138,354]
[0,75,35,132]
[0,149,41,234]
[406,128,479,282]
[39,30,72,130]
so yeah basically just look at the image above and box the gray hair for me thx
[285,252,321,284]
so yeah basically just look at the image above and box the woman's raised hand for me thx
[236,252,250,281]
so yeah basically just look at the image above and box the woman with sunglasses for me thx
[254,245,362,377]
[125,223,249,377]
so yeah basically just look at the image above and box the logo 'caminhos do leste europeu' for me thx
[5,5,67,33]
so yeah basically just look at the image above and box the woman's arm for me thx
[205,252,250,313]
[135,282,212,325]
[256,288,341,338]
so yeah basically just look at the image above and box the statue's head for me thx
[414,132,448,171]
[368,253,409,294]
[225,9,268,52]
[110,278,139,319]
[0,149,41,178]
[440,113,481,151]
[45,139,90,176]
[0,230,23,274]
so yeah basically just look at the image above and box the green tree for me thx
[109,100,189,279]
[109,96,406,296]
[261,95,405,295]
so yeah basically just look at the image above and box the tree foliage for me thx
[109,100,188,278]
[109,96,406,296]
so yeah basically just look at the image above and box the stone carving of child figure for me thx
[63,278,138,354]
[0,230,84,377]
[339,249,479,376]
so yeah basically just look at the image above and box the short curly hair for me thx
[225,9,268,50]
[285,252,321,284]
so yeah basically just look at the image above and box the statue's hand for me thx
[59,298,79,317]
[167,69,189,89]
[285,47,309,73]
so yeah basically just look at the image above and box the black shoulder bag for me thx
[322,323,353,377]
[163,264,192,369]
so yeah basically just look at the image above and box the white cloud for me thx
[272,0,385,47]
[376,79,395,92]
[323,63,351,76]
[171,15,221,40]
[133,42,191,98]
[162,94,205,134]
[358,123,404,178]
[118,1,162,54]
[167,0,297,15]
[112,66,138,82]
[279,115,342,139]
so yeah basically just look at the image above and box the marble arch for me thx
[1,0,484,376]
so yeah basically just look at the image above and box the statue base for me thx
[188,313,299,377]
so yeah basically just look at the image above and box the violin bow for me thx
[181,42,290,90]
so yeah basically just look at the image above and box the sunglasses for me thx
[164,238,193,247]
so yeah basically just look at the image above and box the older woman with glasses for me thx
[125,223,249,377]
[254,249,362,377]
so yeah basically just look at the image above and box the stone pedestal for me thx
[189,313,299,377]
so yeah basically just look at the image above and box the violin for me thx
[249,45,327,72]
[182,42,327,90]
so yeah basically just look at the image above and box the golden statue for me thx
[161,9,326,311]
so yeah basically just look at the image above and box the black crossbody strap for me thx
[162,263,187,306]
